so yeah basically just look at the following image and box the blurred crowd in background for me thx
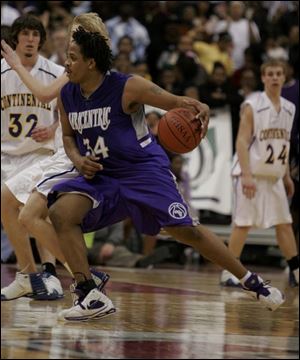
[1,1,299,268]
[2,1,298,150]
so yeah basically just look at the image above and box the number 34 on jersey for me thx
[83,136,109,158]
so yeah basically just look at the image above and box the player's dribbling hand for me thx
[76,155,103,179]
[182,98,210,139]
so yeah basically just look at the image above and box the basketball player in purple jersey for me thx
[48,27,285,321]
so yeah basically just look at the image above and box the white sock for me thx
[239,271,252,286]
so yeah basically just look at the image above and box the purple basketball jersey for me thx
[60,71,169,175]
[49,71,197,234]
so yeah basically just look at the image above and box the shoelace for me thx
[72,288,86,309]
[244,279,271,290]
[70,279,107,305]
[246,280,271,299]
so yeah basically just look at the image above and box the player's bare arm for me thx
[236,104,256,199]
[57,95,102,179]
[283,165,295,198]
[1,40,68,103]
[122,75,209,137]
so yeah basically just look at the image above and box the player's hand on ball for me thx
[197,111,209,139]
[75,155,103,179]
[182,98,209,139]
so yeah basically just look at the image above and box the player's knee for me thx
[48,201,76,230]
[18,207,32,229]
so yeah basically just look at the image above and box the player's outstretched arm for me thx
[1,39,68,103]
[122,75,209,137]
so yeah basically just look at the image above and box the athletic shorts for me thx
[48,167,198,235]
[232,176,292,228]
[1,149,53,186]
[5,148,78,204]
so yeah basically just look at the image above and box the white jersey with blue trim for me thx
[232,91,295,179]
[1,55,64,155]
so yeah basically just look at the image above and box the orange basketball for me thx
[158,108,202,154]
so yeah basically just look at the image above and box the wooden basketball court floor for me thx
[1,263,299,359]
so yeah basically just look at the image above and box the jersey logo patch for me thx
[168,202,187,219]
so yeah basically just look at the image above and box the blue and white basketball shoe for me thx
[1,271,63,301]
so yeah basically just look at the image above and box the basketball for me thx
[157,108,202,154]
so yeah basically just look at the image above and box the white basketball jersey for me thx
[1,55,64,155]
[232,91,295,179]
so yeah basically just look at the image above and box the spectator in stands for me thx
[157,66,181,94]
[117,35,136,63]
[105,2,150,61]
[1,2,20,26]
[112,52,133,74]
[262,37,289,62]
[267,1,298,38]
[193,31,234,76]
[288,25,299,78]
[238,68,260,100]
[186,1,212,41]
[231,46,261,90]
[182,84,200,100]
[87,221,174,268]
[179,4,200,34]
[157,35,195,71]
[133,60,152,81]
[214,1,261,70]
[199,62,243,149]
[1,25,12,50]
[70,1,92,16]
[157,34,207,87]
[146,12,181,81]
[48,25,68,66]
[243,2,269,43]
[205,1,228,37]
[36,1,73,29]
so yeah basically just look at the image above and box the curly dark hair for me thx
[72,26,113,74]
[10,14,46,50]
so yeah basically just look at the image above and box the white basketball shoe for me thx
[69,269,110,303]
[59,287,116,321]
[242,273,285,311]
[1,271,63,301]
